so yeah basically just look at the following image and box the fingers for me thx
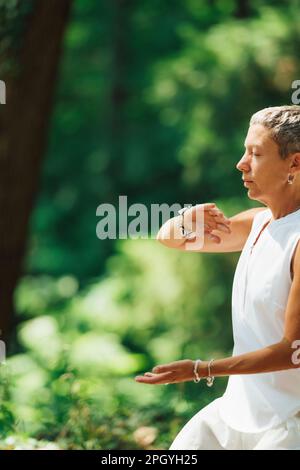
[208,233,221,243]
[135,371,174,385]
[206,216,230,243]
[204,206,231,223]
[206,208,231,234]
[197,203,216,210]
[189,204,231,230]
[213,215,231,224]
[216,222,231,233]
[135,360,193,385]
[204,221,231,234]
[208,209,231,223]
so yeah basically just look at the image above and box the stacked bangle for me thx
[206,359,215,387]
[193,358,215,387]
[193,359,202,383]
[177,205,195,239]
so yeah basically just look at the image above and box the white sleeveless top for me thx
[219,207,300,433]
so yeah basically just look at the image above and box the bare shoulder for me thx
[180,206,267,253]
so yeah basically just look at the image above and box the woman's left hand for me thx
[134,359,196,385]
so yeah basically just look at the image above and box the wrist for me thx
[193,359,215,387]
[195,359,209,378]
[173,215,185,240]
[177,207,195,239]
[184,206,195,225]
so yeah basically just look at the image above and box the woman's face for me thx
[236,124,291,204]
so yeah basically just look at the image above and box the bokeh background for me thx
[0,0,299,450]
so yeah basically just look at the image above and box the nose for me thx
[236,152,251,173]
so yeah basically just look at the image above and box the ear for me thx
[290,152,300,176]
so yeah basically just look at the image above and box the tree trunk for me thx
[107,0,134,199]
[234,0,251,18]
[0,0,72,346]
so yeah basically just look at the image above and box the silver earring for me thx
[287,174,294,185]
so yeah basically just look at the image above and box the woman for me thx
[135,105,300,450]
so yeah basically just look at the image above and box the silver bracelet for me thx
[206,358,215,387]
[193,358,215,386]
[193,359,202,383]
[177,205,195,239]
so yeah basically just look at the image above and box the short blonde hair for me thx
[249,105,300,159]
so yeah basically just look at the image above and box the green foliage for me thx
[3,239,231,448]
[0,364,15,438]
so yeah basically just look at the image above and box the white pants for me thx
[169,397,300,450]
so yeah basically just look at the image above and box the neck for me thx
[261,184,300,221]
[267,200,300,221]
